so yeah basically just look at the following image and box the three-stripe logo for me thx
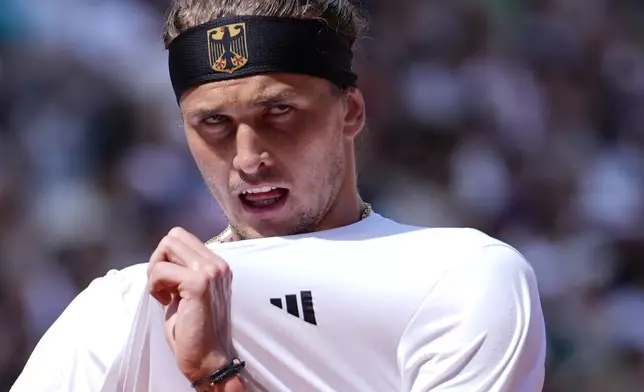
[270,291,317,325]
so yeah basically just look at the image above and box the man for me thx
[11,1,546,391]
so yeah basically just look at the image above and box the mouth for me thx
[239,186,289,213]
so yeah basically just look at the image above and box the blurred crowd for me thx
[2,0,644,390]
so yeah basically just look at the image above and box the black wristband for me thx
[191,358,246,389]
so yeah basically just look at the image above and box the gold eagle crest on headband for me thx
[207,23,249,74]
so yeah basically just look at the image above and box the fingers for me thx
[148,261,209,305]
[149,227,223,271]
[148,229,203,277]
[147,227,232,307]
[168,227,216,261]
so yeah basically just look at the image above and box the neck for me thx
[301,145,364,234]
[314,191,364,233]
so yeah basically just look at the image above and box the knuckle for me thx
[158,235,173,249]
[202,265,218,278]
[189,264,234,294]
[219,262,232,277]
[197,260,232,280]
[202,262,231,279]
[187,260,200,271]
[168,227,185,238]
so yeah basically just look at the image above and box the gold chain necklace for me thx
[206,202,372,244]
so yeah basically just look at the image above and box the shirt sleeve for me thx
[11,269,137,392]
[397,244,546,392]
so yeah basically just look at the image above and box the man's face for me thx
[180,74,365,239]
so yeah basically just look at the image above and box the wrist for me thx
[194,375,244,392]
[194,374,244,392]
[189,358,246,392]
[183,353,228,383]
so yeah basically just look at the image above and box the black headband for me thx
[168,16,358,101]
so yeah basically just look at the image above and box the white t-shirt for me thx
[11,213,545,392]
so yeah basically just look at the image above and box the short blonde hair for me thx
[163,0,368,49]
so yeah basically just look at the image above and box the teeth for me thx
[243,186,277,194]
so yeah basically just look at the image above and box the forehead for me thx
[180,73,332,113]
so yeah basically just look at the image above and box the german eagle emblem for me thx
[207,23,249,73]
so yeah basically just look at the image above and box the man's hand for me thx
[147,227,234,384]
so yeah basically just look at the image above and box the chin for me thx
[228,195,322,239]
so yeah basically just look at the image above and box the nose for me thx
[232,124,272,174]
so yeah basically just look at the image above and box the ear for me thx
[342,87,366,139]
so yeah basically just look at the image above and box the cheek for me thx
[196,160,235,209]
[186,133,231,195]
[291,129,344,186]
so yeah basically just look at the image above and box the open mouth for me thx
[239,187,289,211]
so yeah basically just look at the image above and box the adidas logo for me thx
[270,291,317,325]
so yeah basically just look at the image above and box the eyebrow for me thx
[186,90,299,120]
[255,90,298,107]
